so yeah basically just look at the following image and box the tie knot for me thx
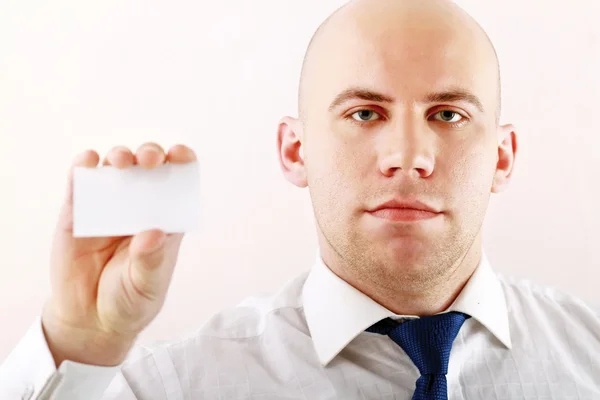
[367,312,469,375]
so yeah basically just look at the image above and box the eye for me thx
[351,109,381,122]
[432,110,464,123]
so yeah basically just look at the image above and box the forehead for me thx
[305,11,498,114]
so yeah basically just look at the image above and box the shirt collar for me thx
[302,249,512,366]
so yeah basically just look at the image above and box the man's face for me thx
[297,4,509,287]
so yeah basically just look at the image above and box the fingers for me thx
[103,146,134,168]
[134,143,166,169]
[131,143,197,167]
[59,144,196,232]
[129,229,167,256]
[166,144,197,164]
[102,143,197,169]
[73,150,101,169]
[126,229,181,302]
[103,144,162,169]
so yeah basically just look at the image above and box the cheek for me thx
[306,137,369,216]
[307,127,370,183]
[443,142,497,209]
[308,154,362,203]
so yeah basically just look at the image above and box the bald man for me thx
[2,0,599,399]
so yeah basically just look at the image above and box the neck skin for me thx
[319,233,483,317]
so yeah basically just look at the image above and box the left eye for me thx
[433,110,463,123]
[351,110,381,122]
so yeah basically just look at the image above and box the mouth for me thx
[368,208,440,222]
[367,199,441,222]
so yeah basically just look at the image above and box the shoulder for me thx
[148,269,310,348]
[120,270,310,373]
[198,270,310,339]
[497,273,600,328]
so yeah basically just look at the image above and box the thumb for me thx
[127,229,170,301]
[130,229,167,259]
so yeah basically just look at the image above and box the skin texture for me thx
[277,0,517,316]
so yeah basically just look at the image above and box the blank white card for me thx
[73,161,201,237]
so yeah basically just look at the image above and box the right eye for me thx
[351,110,382,122]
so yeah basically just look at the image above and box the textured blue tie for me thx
[367,311,470,400]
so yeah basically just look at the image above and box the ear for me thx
[491,124,518,193]
[277,116,307,188]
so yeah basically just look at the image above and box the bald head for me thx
[278,0,517,314]
[298,0,501,123]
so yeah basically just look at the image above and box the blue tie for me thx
[367,311,470,400]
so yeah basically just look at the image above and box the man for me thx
[1,0,599,398]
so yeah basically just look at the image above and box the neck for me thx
[321,235,482,316]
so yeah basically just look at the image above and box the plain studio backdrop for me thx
[0,0,599,360]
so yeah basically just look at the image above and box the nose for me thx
[378,119,435,179]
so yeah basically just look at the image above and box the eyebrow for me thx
[328,87,485,113]
[424,88,485,113]
[328,88,394,111]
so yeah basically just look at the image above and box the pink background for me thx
[0,0,598,359]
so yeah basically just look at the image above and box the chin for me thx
[379,237,433,266]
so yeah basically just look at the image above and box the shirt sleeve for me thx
[0,317,135,400]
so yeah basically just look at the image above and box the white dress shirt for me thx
[1,251,599,399]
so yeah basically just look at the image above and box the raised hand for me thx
[41,143,196,367]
